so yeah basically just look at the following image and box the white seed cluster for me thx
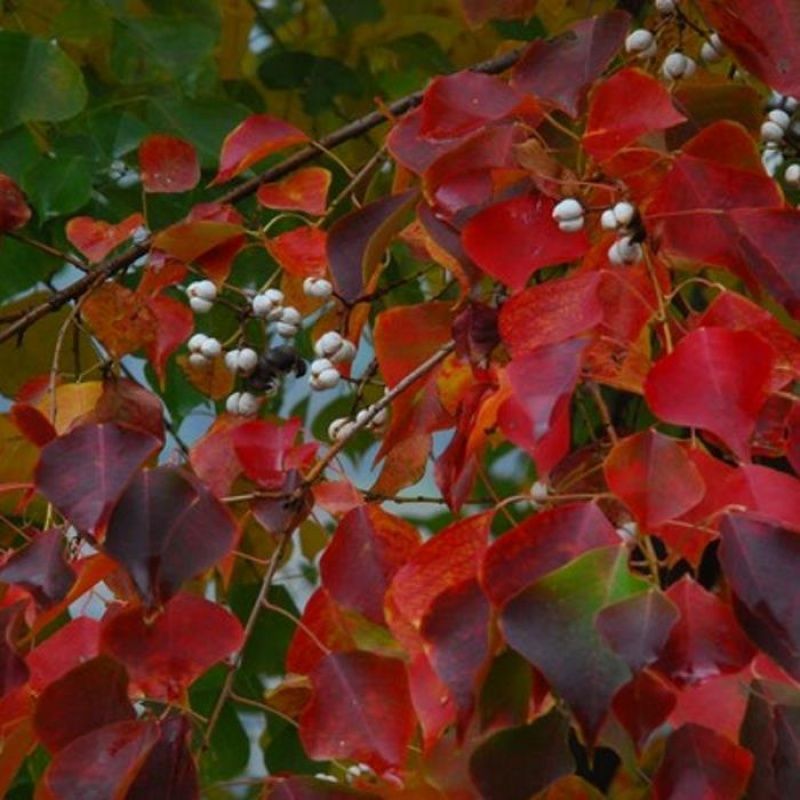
[187,333,222,368]
[608,235,643,266]
[303,277,334,299]
[186,280,217,314]
[552,198,585,233]
[600,201,636,232]
[625,29,657,60]
[760,94,800,177]
[251,288,285,320]
[223,347,259,376]
[661,52,696,80]
[225,391,261,417]
[313,331,356,364]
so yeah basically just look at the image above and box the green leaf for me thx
[0,32,88,132]
[0,126,39,182]
[22,155,93,220]
[86,110,149,159]
[0,236,56,302]
[324,0,384,32]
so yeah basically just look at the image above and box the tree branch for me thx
[0,47,523,347]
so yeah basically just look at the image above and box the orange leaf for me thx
[66,213,145,263]
[266,226,327,278]
[138,134,200,193]
[82,283,156,358]
[256,167,331,215]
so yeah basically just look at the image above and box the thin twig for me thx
[9,232,89,272]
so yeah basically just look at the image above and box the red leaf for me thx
[512,11,630,117]
[35,423,160,533]
[66,213,145,263]
[644,328,775,461]
[0,528,75,609]
[419,72,526,140]
[652,723,753,800]
[10,403,56,447]
[126,716,199,800]
[327,190,418,303]
[387,108,466,174]
[33,655,134,753]
[136,253,187,297]
[499,271,604,356]
[313,480,363,516]
[604,431,706,528]
[462,194,589,291]
[498,339,586,475]
[100,593,244,701]
[460,0,536,27]
[43,720,159,800]
[139,134,200,194]
[612,670,676,753]
[320,505,420,624]
[0,173,31,232]
[653,576,756,686]
[143,294,194,385]
[257,167,331,216]
[189,416,246,498]
[468,710,574,800]
[695,0,800,98]
[481,502,618,607]
[103,466,238,607]
[211,114,308,185]
[299,652,415,771]
[267,225,328,278]
[582,68,686,162]
[719,513,800,680]
[452,302,499,366]
[596,589,680,673]
[26,617,101,691]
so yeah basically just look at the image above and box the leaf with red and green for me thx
[695,0,800,98]
[419,72,532,140]
[499,271,603,356]
[298,651,415,771]
[604,431,705,528]
[35,422,160,533]
[652,576,756,686]
[0,528,75,608]
[26,617,100,691]
[320,505,420,625]
[511,11,630,118]
[481,501,618,607]
[652,723,753,800]
[327,189,418,302]
[100,593,243,700]
[257,167,331,216]
[125,715,199,800]
[138,134,200,194]
[644,327,775,462]
[500,545,648,745]
[596,589,679,673]
[267,225,327,278]
[0,173,31,232]
[612,670,676,753]
[643,122,782,282]
[33,655,134,753]
[211,114,308,185]
[66,213,145,263]
[103,466,238,607]
[82,282,157,358]
[42,720,159,800]
[497,338,586,475]
[468,709,574,800]
[582,68,686,162]
[719,512,800,681]
[462,194,589,291]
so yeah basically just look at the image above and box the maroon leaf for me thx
[773,705,800,797]
[452,302,500,366]
[462,194,589,291]
[512,11,630,117]
[652,723,754,800]
[596,589,680,673]
[139,134,200,194]
[468,709,574,800]
[0,603,28,699]
[0,173,32,232]
[327,189,417,303]
[299,652,415,771]
[644,328,775,461]
[103,466,238,607]
[33,655,134,753]
[481,502,618,607]
[604,431,706,528]
[320,505,420,624]
[653,576,756,686]
[612,670,676,753]
[43,720,159,800]
[718,512,800,680]
[251,469,313,538]
[35,423,161,532]
[126,716,199,800]
[100,593,244,701]
[88,378,166,443]
[0,528,75,608]
[9,403,56,447]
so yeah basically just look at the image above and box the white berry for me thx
[761,120,786,143]
[199,337,221,359]
[600,209,618,230]
[188,352,210,369]
[530,480,549,502]
[768,109,791,131]
[189,296,214,314]
[226,391,260,417]
[187,280,217,301]
[311,368,340,390]
[662,52,696,80]
[558,217,584,233]
[700,33,725,63]
[238,348,259,373]
[328,417,355,442]
[655,0,677,13]
[264,288,284,305]
[608,236,643,265]
[303,277,333,299]
[612,201,636,227]
[329,340,356,364]
[188,333,208,352]
[552,198,583,222]
[785,163,800,186]
[310,358,334,377]
[275,321,299,338]
[314,331,344,358]
[762,147,784,177]
[625,29,656,59]
[279,306,301,326]
[251,294,273,318]
[368,406,389,429]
